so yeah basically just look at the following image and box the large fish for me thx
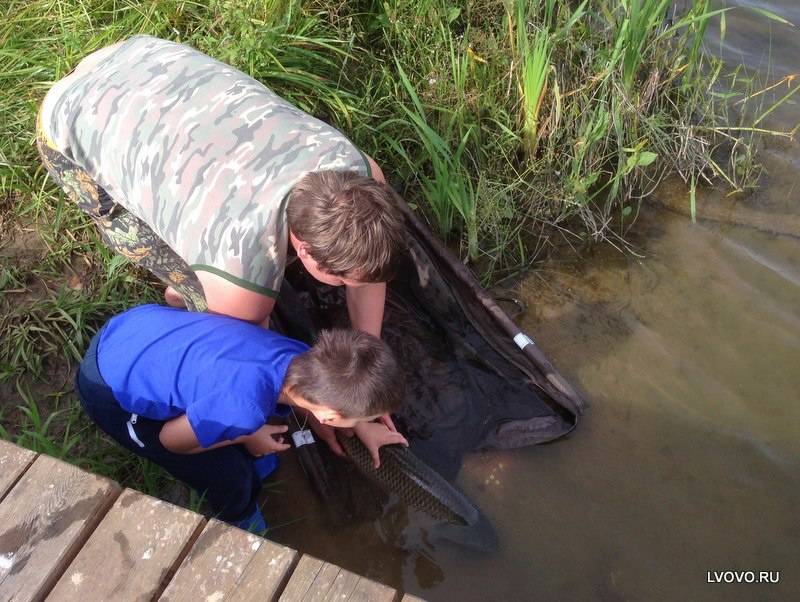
[289,415,498,551]
[336,432,475,525]
[335,431,498,551]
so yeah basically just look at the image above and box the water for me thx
[268,3,800,599]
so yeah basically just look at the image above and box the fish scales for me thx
[336,433,479,526]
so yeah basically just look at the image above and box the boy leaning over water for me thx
[76,304,407,531]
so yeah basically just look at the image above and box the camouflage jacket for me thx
[41,35,370,297]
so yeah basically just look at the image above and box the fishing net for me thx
[272,198,585,489]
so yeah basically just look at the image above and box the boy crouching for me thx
[76,304,406,532]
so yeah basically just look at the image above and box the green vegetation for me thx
[0,1,795,492]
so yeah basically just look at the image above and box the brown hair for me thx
[286,171,406,282]
[283,329,405,418]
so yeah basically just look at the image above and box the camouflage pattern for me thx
[36,120,208,312]
[40,35,370,297]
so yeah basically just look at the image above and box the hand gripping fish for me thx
[334,430,498,551]
[289,415,497,551]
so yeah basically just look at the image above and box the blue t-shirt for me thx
[96,304,309,448]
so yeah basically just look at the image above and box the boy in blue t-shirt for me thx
[76,304,407,531]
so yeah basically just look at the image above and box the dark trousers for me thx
[76,329,261,522]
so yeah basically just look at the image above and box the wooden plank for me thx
[298,561,341,602]
[0,440,36,501]
[279,555,397,602]
[226,534,298,601]
[348,577,397,602]
[278,555,325,601]
[48,488,203,601]
[0,455,120,602]
[400,594,425,602]
[320,568,360,601]
[159,518,294,601]
[159,519,257,601]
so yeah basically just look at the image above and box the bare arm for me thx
[345,152,396,336]
[159,414,227,454]
[159,415,290,455]
[346,282,386,338]
[365,154,386,184]
[195,270,276,325]
[353,153,397,427]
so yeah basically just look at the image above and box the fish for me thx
[336,432,472,524]
[288,413,497,551]
[335,431,498,551]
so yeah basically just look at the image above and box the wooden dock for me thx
[0,439,424,602]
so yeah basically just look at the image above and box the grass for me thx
[0,0,797,506]
[514,0,555,156]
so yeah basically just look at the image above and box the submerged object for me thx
[287,412,497,551]
[336,431,483,527]
[336,432,499,551]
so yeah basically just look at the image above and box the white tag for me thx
[126,414,145,448]
[513,332,534,349]
[292,429,315,447]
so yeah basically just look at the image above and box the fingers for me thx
[371,429,407,446]
[268,425,290,451]
[328,438,347,458]
[379,414,397,432]
[382,431,408,447]
[269,440,291,452]
[370,446,381,469]
[321,431,346,458]
[267,434,291,452]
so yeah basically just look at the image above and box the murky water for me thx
[268,2,800,599]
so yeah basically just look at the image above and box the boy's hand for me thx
[353,421,408,469]
[378,413,397,432]
[242,424,291,457]
[307,414,348,458]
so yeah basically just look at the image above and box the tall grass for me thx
[515,0,552,155]
[0,0,796,489]
[621,0,670,92]
[380,60,478,259]
[372,0,795,270]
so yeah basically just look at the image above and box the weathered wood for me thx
[0,440,36,501]
[0,455,120,602]
[159,518,295,601]
[48,488,204,601]
[158,519,258,601]
[0,442,412,602]
[319,568,360,601]
[279,555,397,602]
[278,555,325,601]
[348,578,397,602]
[297,560,341,602]
[227,533,298,601]
[400,594,426,602]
